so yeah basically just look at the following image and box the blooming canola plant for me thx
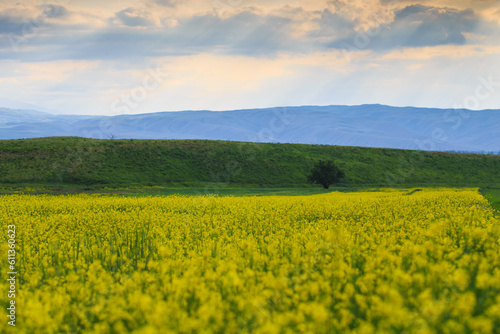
[0,189,499,333]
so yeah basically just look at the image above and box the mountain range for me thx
[0,105,498,153]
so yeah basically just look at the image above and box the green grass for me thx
[120,187,339,197]
[480,188,500,212]
[0,137,499,192]
[0,185,393,197]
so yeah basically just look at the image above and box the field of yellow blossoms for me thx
[1,188,499,333]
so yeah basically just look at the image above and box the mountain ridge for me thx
[0,105,498,152]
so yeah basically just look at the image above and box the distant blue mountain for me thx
[0,105,498,153]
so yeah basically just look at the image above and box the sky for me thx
[0,0,499,115]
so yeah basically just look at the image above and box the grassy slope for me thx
[0,137,499,191]
[480,189,500,212]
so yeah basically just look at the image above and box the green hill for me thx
[0,137,499,190]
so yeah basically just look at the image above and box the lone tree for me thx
[308,159,345,189]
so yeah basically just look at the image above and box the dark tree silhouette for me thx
[308,160,345,189]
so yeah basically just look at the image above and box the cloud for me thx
[0,4,69,33]
[326,4,484,51]
[114,7,157,27]
[147,9,298,56]
[392,5,477,46]
[218,12,298,55]
[0,13,24,33]
[0,1,499,62]
[40,9,300,60]
[153,0,179,8]
[40,4,68,19]
[309,9,355,41]
[0,3,74,55]
[328,0,395,30]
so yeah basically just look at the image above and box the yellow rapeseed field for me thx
[1,189,499,333]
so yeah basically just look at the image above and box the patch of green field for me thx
[0,137,499,190]
[481,188,500,212]
[124,187,338,197]
[0,185,373,197]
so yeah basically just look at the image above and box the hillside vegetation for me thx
[0,137,499,189]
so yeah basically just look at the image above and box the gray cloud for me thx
[0,14,24,34]
[114,8,155,27]
[40,4,68,19]
[0,4,68,34]
[41,10,298,60]
[153,0,179,7]
[175,11,297,56]
[391,5,477,47]
[310,9,356,40]
[0,4,70,55]
[232,14,295,56]
[328,4,482,51]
